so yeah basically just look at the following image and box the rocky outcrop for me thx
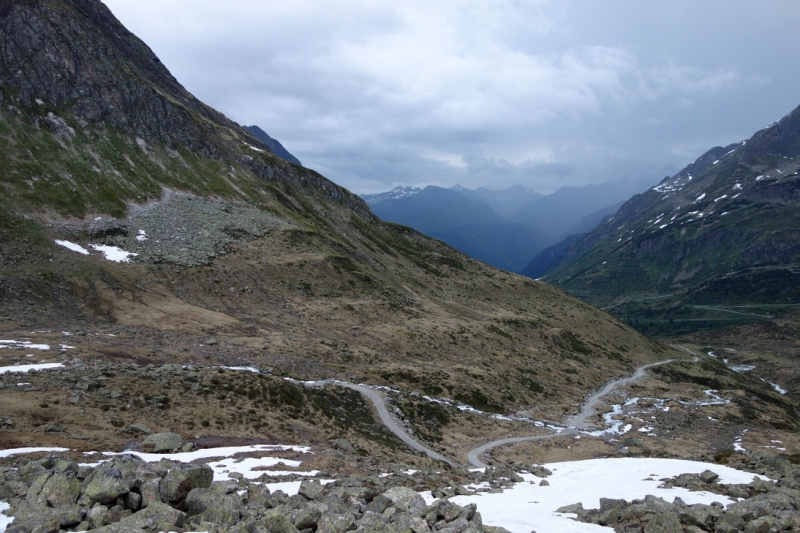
[0,454,510,533]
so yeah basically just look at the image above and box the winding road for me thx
[323,359,675,468]
[333,382,457,467]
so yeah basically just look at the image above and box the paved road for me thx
[310,359,675,469]
[466,359,674,468]
[332,382,457,467]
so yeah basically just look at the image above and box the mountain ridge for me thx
[543,106,800,334]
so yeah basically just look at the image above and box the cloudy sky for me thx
[104,0,800,195]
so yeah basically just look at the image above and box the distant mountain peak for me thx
[243,125,301,166]
[360,186,422,206]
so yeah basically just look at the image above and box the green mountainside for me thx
[544,109,800,335]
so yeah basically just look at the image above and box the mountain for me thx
[365,182,641,273]
[452,184,542,219]
[369,186,504,234]
[520,233,587,279]
[519,203,624,280]
[243,125,302,166]
[0,0,671,461]
[509,177,656,246]
[543,108,800,335]
[361,186,422,206]
[367,186,545,271]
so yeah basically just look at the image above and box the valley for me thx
[0,1,799,532]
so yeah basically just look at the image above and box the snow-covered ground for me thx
[433,458,766,533]
[92,445,314,482]
[0,363,64,374]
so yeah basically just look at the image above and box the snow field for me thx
[435,458,767,533]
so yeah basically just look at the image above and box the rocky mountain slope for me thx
[0,0,679,461]
[543,108,800,335]
[243,125,302,166]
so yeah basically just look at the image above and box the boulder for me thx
[699,469,720,484]
[160,463,213,503]
[92,501,185,533]
[128,423,152,435]
[643,512,682,533]
[83,472,129,504]
[379,486,427,517]
[317,511,357,533]
[41,472,80,507]
[259,510,300,533]
[298,479,324,501]
[142,431,182,452]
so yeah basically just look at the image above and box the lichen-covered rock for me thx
[41,472,80,508]
[377,486,427,517]
[317,511,358,533]
[259,510,300,533]
[83,472,129,505]
[91,501,185,533]
[159,463,213,503]
[298,479,324,501]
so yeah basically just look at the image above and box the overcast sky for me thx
[104,0,800,195]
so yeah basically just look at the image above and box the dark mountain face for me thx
[544,106,800,334]
[520,233,586,279]
[368,186,546,272]
[370,186,504,234]
[0,0,668,458]
[243,125,301,166]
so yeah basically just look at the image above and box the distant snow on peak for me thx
[360,186,422,206]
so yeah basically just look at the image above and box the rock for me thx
[93,501,185,533]
[83,471,130,504]
[298,479,324,501]
[317,511,357,533]
[139,478,161,508]
[529,465,552,478]
[379,486,427,517]
[679,504,721,530]
[555,502,585,514]
[259,510,300,533]
[699,469,720,484]
[291,503,326,530]
[185,484,242,519]
[160,463,214,503]
[482,527,513,533]
[41,472,80,507]
[539,480,549,486]
[142,431,182,452]
[128,423,151,435]
[329,438,356,453]
[643,512,682,533]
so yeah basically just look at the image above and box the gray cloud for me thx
[104,0,800,195]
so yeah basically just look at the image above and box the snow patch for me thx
[0,363,63,374]
[55,240,89,255]
[89,244,137,263]
[437,458,766,533]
